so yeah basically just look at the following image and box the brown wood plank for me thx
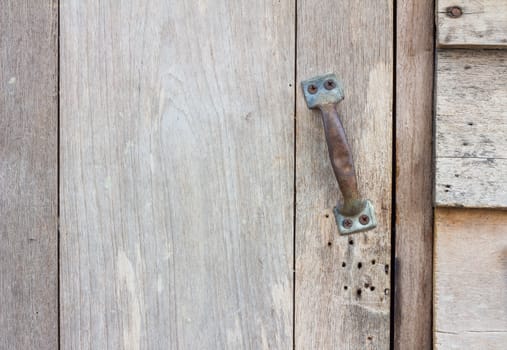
[0,1,58,348]
[437,0,507,48]
[295,1,393,348]
[394,0,434,349]
[60,1,295,348]
[435,50,507,208]
[434,208,507,349]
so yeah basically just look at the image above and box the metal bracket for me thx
[334,199,377,235]
[302,73,377,235]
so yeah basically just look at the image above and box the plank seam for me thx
[390,0,397,348]
[292,1,298,349]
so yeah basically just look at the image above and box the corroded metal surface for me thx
[302,73,377,234]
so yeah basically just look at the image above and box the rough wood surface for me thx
[434,208,507,349]
[0,1,58,349]
[437,0,507,47]
[436,158,507,208]
[394,0,434,348]
[60,1,295,348]
[295,1,393,348]
[435,50,507,208]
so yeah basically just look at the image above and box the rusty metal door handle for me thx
[302,73,377,235]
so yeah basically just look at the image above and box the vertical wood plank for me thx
[0,1,58,349]
[60,1,294,348]
[394,1,434,349]
[295,1,393,348]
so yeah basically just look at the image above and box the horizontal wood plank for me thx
[435,50,507,208]
[437,0,507,47]
[434,208,507,349]
[436,157,507,208]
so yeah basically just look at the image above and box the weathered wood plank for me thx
[434,208,507,349]
[436,50,507,159]
[295,1,393,348]
[394,0,434,348]
[0,1,58,349]
[436,157,507,208]
[436,50,507,208]
[437,0,507,47]
[60,1,295,349]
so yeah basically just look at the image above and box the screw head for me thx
[307,84,318,94]
[359,215,369,225]
[446,6,462,18]
[324,79,336,90]
[342,218,353,229]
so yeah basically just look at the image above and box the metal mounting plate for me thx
[334,199,377,235]
[301,73,344,109]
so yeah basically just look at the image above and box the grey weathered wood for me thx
[436,50,507,208]
[295,0,393,348]
[394,0,434,348]
[436,158,507,208]
[60,1,295,348]
[0,1,58,349]
[437,0,507,47]
[434,208,507,349]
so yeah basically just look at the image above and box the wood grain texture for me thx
[435,50,507,208]
[295,1,393,348]
[436,158,507,208]
[394,0,434,348]
[437,0,507,47]
[0,1,58,349]
[434,208,507,349]
[60,1,294,349]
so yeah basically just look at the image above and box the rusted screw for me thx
[342,218,353,229]
[324,79,336,90]
[446,6,462,18]
[359,215,369,225]
[307,84,318,94]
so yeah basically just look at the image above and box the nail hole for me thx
[342,262,346,267]
[357,262,362,269]
[445,184,452,188]
[367,336,373,341]
[349,239,354,245]
[325,214,329,218]
[463,142,469,146]
[446,6,463,18]
[327,241,332,246]
[371,259,376,265]
[455,174,460,177]
[464,65,472,70]
[385,264,389,274]
[364,283,369,288]
[357,289,362,296]
[370,286,375,291]
[344,285,348,290]
[468,122,474,126]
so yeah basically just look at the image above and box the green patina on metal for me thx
[301,73,377,235]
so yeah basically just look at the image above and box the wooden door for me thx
[1,1,434,349]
